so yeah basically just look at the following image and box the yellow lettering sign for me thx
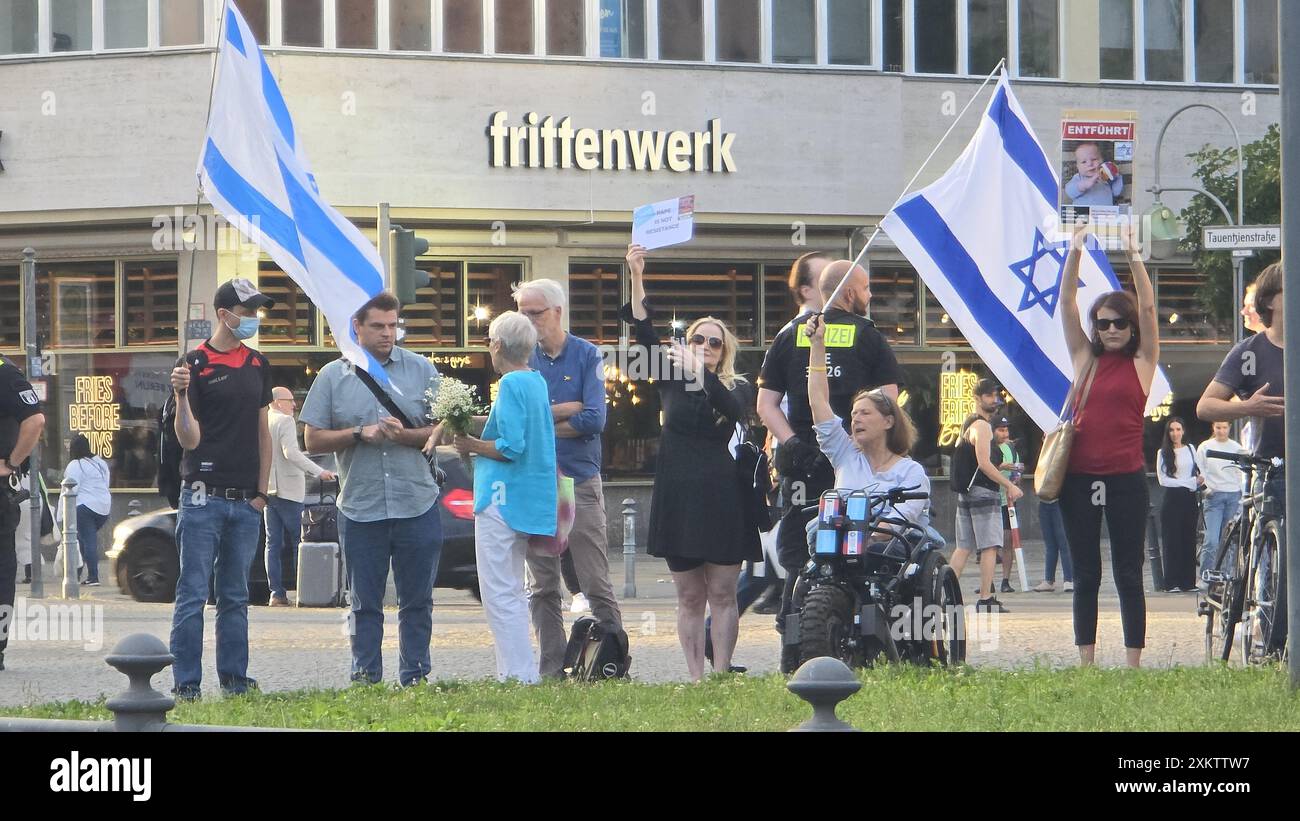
[67,375,120,458]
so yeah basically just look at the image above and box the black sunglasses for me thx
[1095,318,1131,331]
[690,333,724,350]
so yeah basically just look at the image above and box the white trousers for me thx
[474,505,540,684]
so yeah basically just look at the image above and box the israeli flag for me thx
[880,71,1170,433]
[198,3,390,385]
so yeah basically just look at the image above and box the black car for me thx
[107,447,479,604]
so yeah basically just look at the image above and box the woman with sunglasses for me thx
[623,243,761,681]
[1058,223,1160,668]
[803,314,929,533]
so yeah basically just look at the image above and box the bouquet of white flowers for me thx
[426,376,485,476]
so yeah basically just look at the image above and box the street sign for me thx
[1202,225,1282,250]
[186,319,212,340]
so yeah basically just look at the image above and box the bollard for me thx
[787,657,861,732]
[60,476,79,599]
[104,634,176,732]
[622,498,637,599]
[1146,504,1165,592]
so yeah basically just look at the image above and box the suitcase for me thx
[296,541,346,607]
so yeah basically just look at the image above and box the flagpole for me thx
[180,0,233,353]
[824,57,1008,314]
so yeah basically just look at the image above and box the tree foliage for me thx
[1179,123,1280,327]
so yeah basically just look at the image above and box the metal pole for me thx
[1233,255,1245,346]
[621,498,637,599]
[21,248,44,599]
[378,202,391,287]
[60,477,79,599]
[1279,0,1300,687]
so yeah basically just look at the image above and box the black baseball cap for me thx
[214,278,275,312]
[993,415,1011,429]
[974,378,1002,397]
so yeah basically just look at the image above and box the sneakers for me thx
[976,597,1010,613]
[172,685,201,702]
[1000,578,1015,594]
[751,588,782,615]
[569,593,590,614]
[269,594,291,607]
[1031,580,1055,593]
[81,580,100,587]
[1063,582,1074,593]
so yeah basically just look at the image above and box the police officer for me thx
[756,260,903,672]
[1,353,47,671]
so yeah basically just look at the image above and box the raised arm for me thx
[1123,225,1159,393]
[627,243,649,321]
[804,314,834,425]
[1060,223,1092,369]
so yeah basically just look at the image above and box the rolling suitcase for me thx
[296,541,345,607]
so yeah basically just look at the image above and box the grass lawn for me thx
[7,664,1300,731]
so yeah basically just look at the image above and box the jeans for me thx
[1059,471,1148,649]
[170,487,263,695]
[339,503,442,686]
[1199,491,1242,577]
[264,496,304,599]
[76,505,109,584]
[1038,498,1073,584]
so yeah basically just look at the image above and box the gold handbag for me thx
[1034,361,1098,502]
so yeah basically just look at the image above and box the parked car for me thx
[108,447,479,604]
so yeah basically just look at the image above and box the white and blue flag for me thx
[199,3,390,385]
[881,71,1170,433]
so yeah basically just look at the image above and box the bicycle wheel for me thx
[1208,519,1244,663]
[1257,520,1288,659]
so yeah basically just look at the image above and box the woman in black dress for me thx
[624,243,761,681]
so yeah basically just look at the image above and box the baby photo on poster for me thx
[1059,111,1137,229]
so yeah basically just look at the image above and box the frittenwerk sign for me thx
[487,112,737,172]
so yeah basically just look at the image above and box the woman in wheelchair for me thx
[803,314,931,542]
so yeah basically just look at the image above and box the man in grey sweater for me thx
[267,387,335,606]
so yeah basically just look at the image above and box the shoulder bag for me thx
[1034,360,1098,502]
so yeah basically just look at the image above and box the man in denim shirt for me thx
[302,292,443,686]
[515,279,623,677]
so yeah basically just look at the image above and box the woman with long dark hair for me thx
[1058,224,1159,667]
[60,434,112,585]
[1156,417,1202,592]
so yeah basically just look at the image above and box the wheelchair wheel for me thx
[916,550,966,666]
[799,585,874,669]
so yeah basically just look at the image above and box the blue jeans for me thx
[170,487,263,695]
[1200,490,1242,576]
[264,496,304,598]
[339,503,442,686]
[1039,498,1072,584]
[76,506,109,583]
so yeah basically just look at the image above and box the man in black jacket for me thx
[0,354,47,671]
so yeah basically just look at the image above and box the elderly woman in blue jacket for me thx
[449,311,556,684]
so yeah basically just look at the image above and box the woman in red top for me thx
[1059,224,1160,668]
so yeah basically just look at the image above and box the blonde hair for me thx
[686,316,746,390]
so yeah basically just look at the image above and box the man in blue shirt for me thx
[301,292,443,687]
[515,279,623,678]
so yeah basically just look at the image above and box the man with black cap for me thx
[949,379,1021,613]
[0,353,46,672]
[167,278,275,699]
[992,414,1022,593]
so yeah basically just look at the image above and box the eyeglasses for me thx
[522,308,554,319]
[1095,318,1131,331]
[690,334,724,350]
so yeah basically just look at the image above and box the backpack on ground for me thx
[562,617,631,681]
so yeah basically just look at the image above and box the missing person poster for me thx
[1059,110,1137,238]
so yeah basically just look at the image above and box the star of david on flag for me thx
[880,71,1169,433]
[198,2,391,386]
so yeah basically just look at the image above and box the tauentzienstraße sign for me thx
[1202,225,1282,250]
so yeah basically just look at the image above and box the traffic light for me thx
[390,225,430,304]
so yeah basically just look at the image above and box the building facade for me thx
[0,0,1282,532]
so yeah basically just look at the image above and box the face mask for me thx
[223,311,260,340]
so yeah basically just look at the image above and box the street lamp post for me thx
[1279,0,1300,688]
[1146,103,1247,344]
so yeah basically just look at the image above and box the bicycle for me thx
[1198,450,1288,665]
